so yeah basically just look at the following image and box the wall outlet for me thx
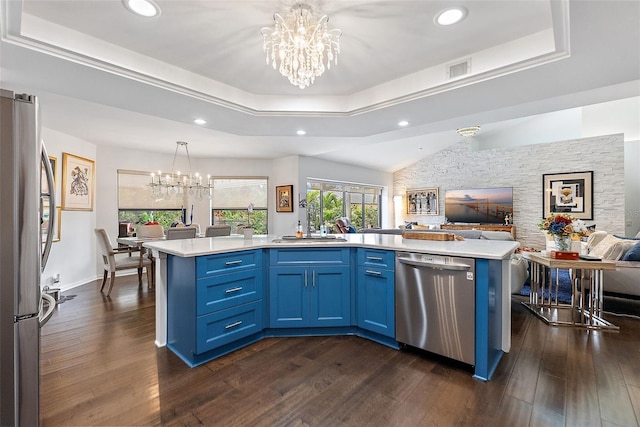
[53,273,60,284]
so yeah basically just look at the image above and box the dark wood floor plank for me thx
[629,384,640,427]
[495,395,533,426]
[531,372,566,426]
[39,277,640,426]
[504,312,547,403]
[564,330,602,427]
[592,329,639,427]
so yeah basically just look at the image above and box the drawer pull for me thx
[367,256,383,261]
[365,270,382,276]
[225,260,243,266]
[225,320,243,329]
[225,286,243,294]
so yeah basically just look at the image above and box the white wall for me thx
[41,129,97,291]
[271,155,300,236]
[394,135,626,249]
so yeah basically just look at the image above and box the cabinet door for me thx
[310,266,351,327]
[269,267,310,328]
[357,267,395,338]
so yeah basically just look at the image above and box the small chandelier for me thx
[149,141,212,200]
[261,2,341,89]
[456,126,481,137]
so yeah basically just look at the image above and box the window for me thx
[307,180,382,232]
[211,178,268,234]
[117,170,184,230]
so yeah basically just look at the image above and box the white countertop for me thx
[143,233,519,260]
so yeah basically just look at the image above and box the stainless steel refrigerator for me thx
[0,90,57,426]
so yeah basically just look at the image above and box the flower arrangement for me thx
[539,213,587,237]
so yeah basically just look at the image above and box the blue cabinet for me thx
[167,249,264,366]
[356,248,395,338]
[269,248,351,328]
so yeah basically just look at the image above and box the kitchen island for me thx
[144,233,519,381]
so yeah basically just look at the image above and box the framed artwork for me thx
[543,171,593,219]
[41,155,57,194]
[41,201,61,243]
[407,188,439,215]
[62,153,95,211]
[276,185,293,212]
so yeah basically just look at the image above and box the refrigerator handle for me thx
[39,293,56,326]
[41,144,55,271]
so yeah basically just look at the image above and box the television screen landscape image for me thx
[445,187,513,224]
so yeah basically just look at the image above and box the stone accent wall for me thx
[393,135,625,249]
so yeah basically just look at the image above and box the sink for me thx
[272,235,348,243]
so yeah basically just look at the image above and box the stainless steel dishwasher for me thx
[395,252,475,365]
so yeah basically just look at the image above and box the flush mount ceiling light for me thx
[149,141,212,200]
[296,130,307,135]
[435,7,467,26]
[193,118,207,125]
[262,2,341,89]
[398,120,409,127]
[456,126,481,137]
[122,0,160,17]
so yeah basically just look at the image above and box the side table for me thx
[521,252,618,330]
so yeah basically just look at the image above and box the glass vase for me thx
[553,234,571,251]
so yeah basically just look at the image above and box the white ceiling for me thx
[1,0,639,171]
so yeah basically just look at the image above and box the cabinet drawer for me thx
[270,248,350,266]
[357,248,395,269]
[197,250,262,277]
[196,301,263,354]
[196,269,262,315]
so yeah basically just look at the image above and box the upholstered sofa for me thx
[584,231,640,297]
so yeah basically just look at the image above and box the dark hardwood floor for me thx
[40,276,640,426]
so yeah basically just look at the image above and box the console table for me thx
[440,224,516,239]
[521,252,618,330]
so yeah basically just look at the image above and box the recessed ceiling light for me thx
[435,7,467,26]
[296,130,307,136]
[398,120,409,127]
[193,118,207,125]
[456,126,481,137]
[122,0,160,17]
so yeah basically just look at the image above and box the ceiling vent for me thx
[446,58,471,79]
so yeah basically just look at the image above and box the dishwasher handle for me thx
[398,257,471,271]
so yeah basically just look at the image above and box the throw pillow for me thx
[621,241,640,261]
[589,234,636,260]
[585,231,608,252]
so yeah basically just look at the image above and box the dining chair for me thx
[137,223,164,238]
[94,228,153,296]
[166,227,197,240]
[205,225,232,237]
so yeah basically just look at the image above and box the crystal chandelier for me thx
[149,141,212,200]
[261,2,341,89]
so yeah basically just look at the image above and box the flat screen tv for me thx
[445,187,513,224]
